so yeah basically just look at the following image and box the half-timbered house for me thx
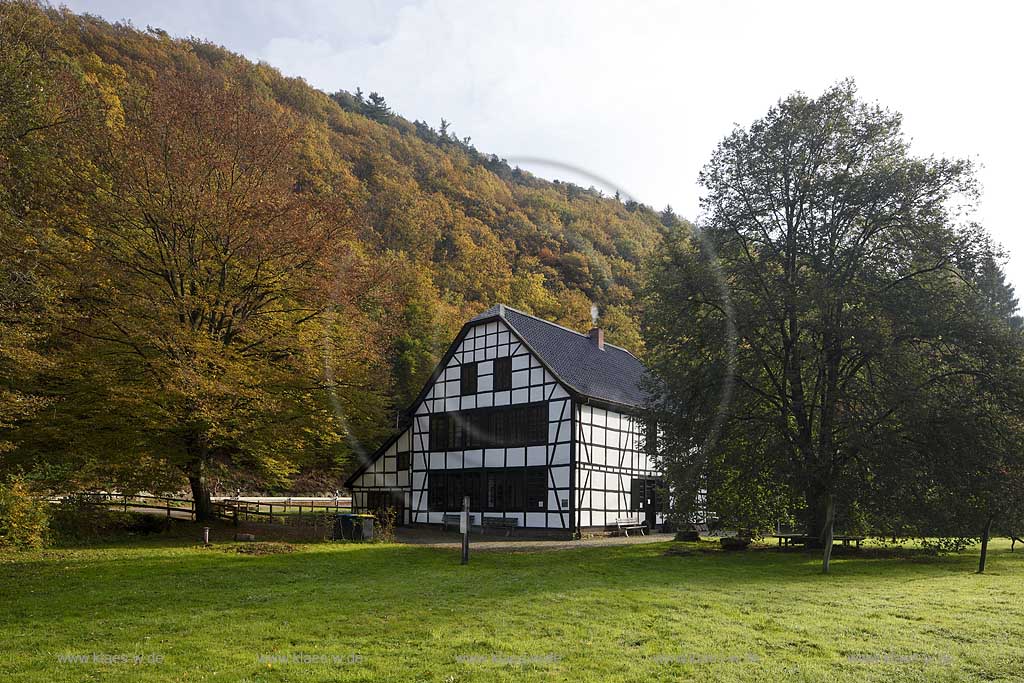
[344,304,665,536]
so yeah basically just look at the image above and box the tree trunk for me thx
[821,494,836,574]
[978,515,994,574]
[188,467,214,522]
[803,493,830,548]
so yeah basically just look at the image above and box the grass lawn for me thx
[1,525,1023,682]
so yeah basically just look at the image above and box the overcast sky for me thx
[65,0,1024,300]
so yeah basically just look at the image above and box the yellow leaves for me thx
[79,55,126,133]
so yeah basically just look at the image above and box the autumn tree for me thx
[60,71,390,518]
[0,1,104,457]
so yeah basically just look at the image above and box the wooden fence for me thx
[57,492,352,527]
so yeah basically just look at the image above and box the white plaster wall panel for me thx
[551,465,570,489]
[548,384,569,400]
[526,446,546,466]
[505,448,525,467]
[463,450,483,468]
[550,443,571,465]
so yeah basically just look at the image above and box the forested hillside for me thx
[0,1,671,498]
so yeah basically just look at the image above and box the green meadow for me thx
[2,527,1022,682]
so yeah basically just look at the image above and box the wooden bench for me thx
[482,516,519,536]
[772,533,865,548]
[614,516,647,537]
[442,513,476,531]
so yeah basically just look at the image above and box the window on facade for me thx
[443,469,483,510]
[485,469,527,512]
[428,471,446,511]
[427,403,549,451]
[493,356,513,392]
[630,477,667,511]
[630,478,644,511]
[429,467,546,512]
[527,403,547,443]
[396,451,410,471]
[460,362,478,395]
[525,467,548,510]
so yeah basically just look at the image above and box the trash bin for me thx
[334,513,354,540]
[359,515,374,541]
[333,513,376,541]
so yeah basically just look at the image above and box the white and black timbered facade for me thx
[345,304,665,536]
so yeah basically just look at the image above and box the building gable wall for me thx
[409,318,573,529]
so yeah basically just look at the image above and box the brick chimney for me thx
[588,327,605,351]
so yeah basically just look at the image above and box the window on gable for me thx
[396,451,410,471]
[527,403,548,444]
[428,471,446,511]
[429,414,450,451]
[493,356,512,392]
[460,362,478,395]
[429,404,548,450]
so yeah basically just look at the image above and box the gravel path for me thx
[394,527,675,552]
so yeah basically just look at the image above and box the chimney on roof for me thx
[589,326,605,351]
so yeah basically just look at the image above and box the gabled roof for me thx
[469,304,650,409]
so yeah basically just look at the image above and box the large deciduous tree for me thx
[643,80,1006,572]
[59,71,390,518]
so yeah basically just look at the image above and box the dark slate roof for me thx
[470,304,649,408]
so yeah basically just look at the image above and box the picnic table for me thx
[772,533,864,548]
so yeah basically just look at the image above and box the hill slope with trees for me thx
[0,1,673,500]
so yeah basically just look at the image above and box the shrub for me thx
[373,507,397,543]
[919,536,973,554]
[0,476,50,550]
[48,495,169,543]
[720,536,751,551]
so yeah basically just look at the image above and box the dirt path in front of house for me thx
[394,527,676,552]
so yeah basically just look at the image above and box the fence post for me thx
[461,495,470,565]
[269,503,273,524]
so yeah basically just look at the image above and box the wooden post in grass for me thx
[461,495,470,565]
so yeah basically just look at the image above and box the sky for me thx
[65,0,1024,300]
